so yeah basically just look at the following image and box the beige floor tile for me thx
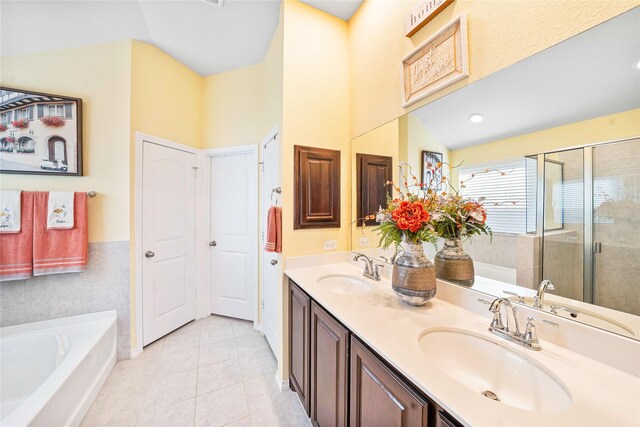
[194,383,249,427]
[145,368,198,409]
[137,398,196,427]
[231,321,260,338]
[237,351,277,381]
[171,320,202,336]
[200,323,234,346]
[223,416,252,427]
[82,379,149,426]
[154,347,199,375]
[199,339,236,367]
[233,335,271,358]
[163,331,200,354]
[197,358,243,396]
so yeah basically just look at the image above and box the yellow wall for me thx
[0,41,132,243]
[349,0,639,139]
[281,0,351,258]
[450,109,640,170]
[130,40,203,149]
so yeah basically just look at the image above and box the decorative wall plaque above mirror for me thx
[351,8,640,339]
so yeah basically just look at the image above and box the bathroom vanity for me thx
[285,256,639,427]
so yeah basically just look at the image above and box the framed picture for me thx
[0,87,83,176]
[421,150,443,189]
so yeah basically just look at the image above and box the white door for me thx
[142,141,197,346]
[261,133,281,358]
[210,152,258,321]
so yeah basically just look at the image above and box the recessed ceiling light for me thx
[634,59,640,71]
[469,113,484,123]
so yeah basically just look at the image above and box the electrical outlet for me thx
[358,237,370,247]
[323,240,337,251]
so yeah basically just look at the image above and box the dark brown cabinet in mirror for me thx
[356,153,392,227]
[289,280,311,414]
[310,301,349,427]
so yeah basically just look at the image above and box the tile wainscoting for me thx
[0,241,131,359]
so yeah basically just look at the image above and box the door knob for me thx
[270,259,278,265]
[209,241,217,247]
[145,251,155,258]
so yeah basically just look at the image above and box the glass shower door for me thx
[592,138,640,316]
[541,149,585,302]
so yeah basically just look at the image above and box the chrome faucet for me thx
[481,297,558,351]
[534,280,555,309]
[353,253,381,281]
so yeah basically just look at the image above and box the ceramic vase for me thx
[434,238,475,287]
[392,241,437,306]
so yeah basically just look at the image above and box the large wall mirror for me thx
[350,8,640,339]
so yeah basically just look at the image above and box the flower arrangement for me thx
[0,124,7,132]
[11,119,29,129]
[40,116,66,127]
[5,137,15,143]
[431,194,491,240]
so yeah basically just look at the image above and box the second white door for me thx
[209,152,258,321]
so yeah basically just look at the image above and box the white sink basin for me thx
[419,328,572,413]
[317,274,372,295]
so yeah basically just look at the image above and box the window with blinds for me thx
[459,158,527,234]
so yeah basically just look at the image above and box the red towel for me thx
[33,192,88,276]
[0,191,34,281]
[265,206,282,253]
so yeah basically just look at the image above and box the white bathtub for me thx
[0,311,117,427]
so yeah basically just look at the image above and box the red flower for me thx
[11,119,29,129]
[391,200,430,233]
[40,116,66,127]
[0,124,7,132]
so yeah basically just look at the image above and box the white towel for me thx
[47,191,75,229]
[0,190,22,233]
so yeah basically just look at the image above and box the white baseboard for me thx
[274,373,289,392]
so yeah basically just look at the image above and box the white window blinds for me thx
[459,158,527,234]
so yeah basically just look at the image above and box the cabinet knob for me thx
[145,251,155,258]
[270,259,278,265]
[209,241,217,247]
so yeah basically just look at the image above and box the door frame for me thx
[203,144,259,327]
[133,132,208,357]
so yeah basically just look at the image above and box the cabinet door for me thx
[289,280,311,414]
[294,145,341,229]
[310,302,349,427]
[350,337,429,427]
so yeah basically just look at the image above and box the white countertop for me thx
[285,261,640,427]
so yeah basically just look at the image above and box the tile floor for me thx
[82,315,310,427]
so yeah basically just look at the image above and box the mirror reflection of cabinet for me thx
[356,153,392,226]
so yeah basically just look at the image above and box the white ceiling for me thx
[410,8,640,150]
[0,0,282,76]
[300,0,363,21]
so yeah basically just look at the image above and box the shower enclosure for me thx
[526,137,640,316]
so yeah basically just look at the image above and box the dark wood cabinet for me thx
[356,153,393,227]
[287,279,460,427]
[310,302,349,427]
[350,336,429,427]
[294,145,341,229]
[289,280,311,415]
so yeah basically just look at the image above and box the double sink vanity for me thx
[284,254,640,427]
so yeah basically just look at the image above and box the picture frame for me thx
[0,87,83,176]
[421,150,443,190]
